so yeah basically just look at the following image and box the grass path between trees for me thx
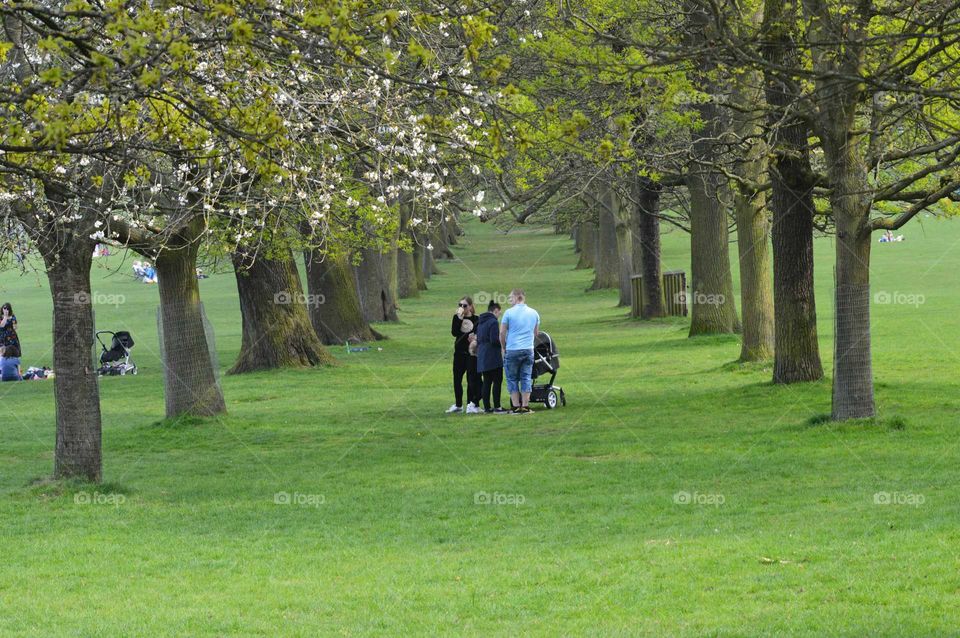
[2,218,960,635]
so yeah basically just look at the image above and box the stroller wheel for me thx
[546,389,559,409]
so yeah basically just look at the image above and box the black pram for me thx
[529,331,566,408]
[96,330,137,376]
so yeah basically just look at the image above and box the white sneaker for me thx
[446,404,463,414]
[465,403,480,414]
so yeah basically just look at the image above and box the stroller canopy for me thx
[98,331,134,364]
[532,331,560,379]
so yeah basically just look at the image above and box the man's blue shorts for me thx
[504,349,534,394]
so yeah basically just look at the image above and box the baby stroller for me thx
[96,330,137,376]
[530,331,566,409]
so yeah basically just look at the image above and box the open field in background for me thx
[2,217,960,635]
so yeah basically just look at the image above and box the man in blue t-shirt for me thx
[499,288,540,413]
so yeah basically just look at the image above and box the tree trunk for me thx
[47,247,102,482]
[575,220,597,270]
[769,157,824,382]
[229,248,333,374]
[397,204,420,299]
[799,0,874,418]
[762,0,824,381]
[734,190,774,361]
[730,66,775,361]
[614,195,633,307]
[304,249,380,345]
[686,163,740,335]
[447,214,462,245]
[411,237,428,290]
[154,220,226,418]
[433,217,455,260]
[354,245,400,323]
[826,143,875,419]
[635,177,665,318]
[832,221,874,419]
[617,222,633,306]
[685,2,740,336]
[591,185,620,290]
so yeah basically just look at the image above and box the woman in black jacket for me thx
[447,296,482,413]
[476,301,507,413]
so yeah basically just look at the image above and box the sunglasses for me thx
[458,302,469,308]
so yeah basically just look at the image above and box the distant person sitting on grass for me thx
[476,300,508,413]
[500,289,540,414]
[142,262,158,283]
[0,345,22,382]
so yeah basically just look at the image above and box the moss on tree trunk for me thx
[762,0,824,381]
[591,184,620,290]
[304,249,381,345]
[634,178,665,319]
[229,247,334,374]
[47,244,102,482]
[154,219,226,418]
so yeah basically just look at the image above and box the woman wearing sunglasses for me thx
[447,296,482,413]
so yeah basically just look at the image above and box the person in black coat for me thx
[476,300,507,413]
[447,296,482,413]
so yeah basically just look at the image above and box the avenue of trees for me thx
[3,0,960,482]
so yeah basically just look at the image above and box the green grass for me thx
[3,216,960,636]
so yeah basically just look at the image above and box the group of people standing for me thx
[448,288,540,415]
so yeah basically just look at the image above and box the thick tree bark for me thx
[730,66,775,361]
[685,3,740,336]
[421,235,439,278]
[801,0,874,418]
[823,121,874,418]
[762,0,824,382]
[304,249,380,345]
[154,220,226,418]
[446,214,462,245]
[613,190,633,307]
[397,204,420,299]
[734,189,774,361]
[635,177,664,319]
[833,217,874,419]
[591,185,620,290]
[47,245,102,482]
[686,160,740,335]
[575,220,597,270]
[354,245,400,322]
[397,248,419,298]
[411,236,428,290]
[229,247,333,374]
[433,217,455,260]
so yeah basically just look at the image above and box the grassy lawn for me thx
[2,216,960,636]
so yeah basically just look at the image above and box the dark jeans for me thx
[481,368,503,411]
[453,352,481,407]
